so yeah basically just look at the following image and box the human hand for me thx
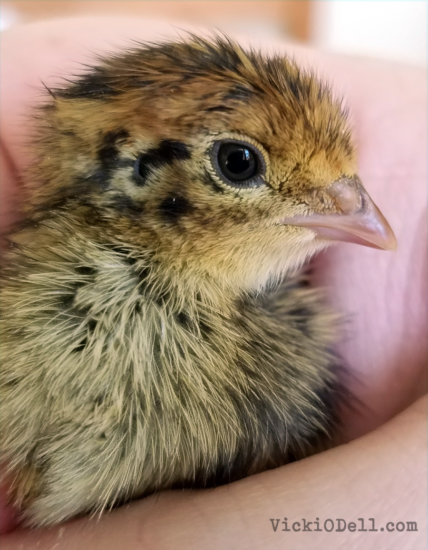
[0,16,426,549]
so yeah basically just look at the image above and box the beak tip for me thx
[384,235,397,252]
[376,218,397,251]
[361,224,397,251]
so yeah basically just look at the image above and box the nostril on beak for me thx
[326,175,364,215]
[280,174,397,251]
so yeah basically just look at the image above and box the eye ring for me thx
[210,139,267,189]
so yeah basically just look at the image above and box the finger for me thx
[0,467,19,536]
[0,491,18,537]
[0,142,21,233]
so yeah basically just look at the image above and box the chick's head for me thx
[31,36,395,290]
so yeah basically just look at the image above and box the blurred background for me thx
[0,1,426,66]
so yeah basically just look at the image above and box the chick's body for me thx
[1,37,366,526]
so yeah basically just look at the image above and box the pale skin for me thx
[0,16,426,550]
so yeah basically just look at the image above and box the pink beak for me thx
[281,176,397,251]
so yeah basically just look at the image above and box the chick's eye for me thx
[211,139,265,189]
[218,143,257,182]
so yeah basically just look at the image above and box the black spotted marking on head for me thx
[135,155,153,185]
[159,196,194,223]
[204,105,234,113]
[94,129,131,188]
[56,70,120,100]
[134,140,191,186]
[109,194,145,218]
[98,129,130,166]
[157,140,191,162]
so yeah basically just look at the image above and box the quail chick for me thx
[0,35,396,527]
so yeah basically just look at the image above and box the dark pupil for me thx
[227,149,251,173]
[218,143,257,182]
